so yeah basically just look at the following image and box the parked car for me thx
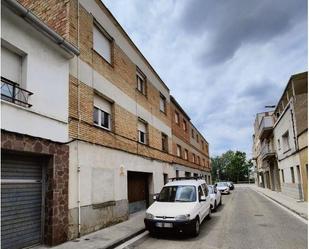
[208,185,222,211]
[144,177,211,237]
[216,182,230,194]
[226,181,234,190]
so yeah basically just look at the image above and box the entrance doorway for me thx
[127,171,152,214]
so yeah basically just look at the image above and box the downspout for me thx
[76,0,81,238]
[3,0,79,56]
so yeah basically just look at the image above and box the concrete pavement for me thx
[125,186,307,249]
[39,211,145,249]
[248,184,308,220]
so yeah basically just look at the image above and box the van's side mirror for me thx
[153,195,157,201]
[200,196,206,202]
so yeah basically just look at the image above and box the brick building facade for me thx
[1,0,211,247]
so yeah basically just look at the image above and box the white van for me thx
[144,177,211,236]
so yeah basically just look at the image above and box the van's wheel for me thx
[192,218,200,237]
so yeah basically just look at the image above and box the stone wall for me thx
[1,130,69,246]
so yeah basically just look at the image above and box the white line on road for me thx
[250,187,308,225]
[114,231,149,249]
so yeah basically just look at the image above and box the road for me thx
[125,186,307,249]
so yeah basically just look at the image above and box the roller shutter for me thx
[1,154,43,249]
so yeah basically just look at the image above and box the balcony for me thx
[1,77,33,108]
[258,116,274,139]
[261,142,276,161]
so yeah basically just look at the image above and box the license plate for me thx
[155,222,173,228]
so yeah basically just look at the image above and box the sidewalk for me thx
[41,210,146,249]
[242,184,308,220]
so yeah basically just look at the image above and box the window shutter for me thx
[94,95,112,114]
[93,25,112,63]
[138,121,146,132]
[1,46,22,84]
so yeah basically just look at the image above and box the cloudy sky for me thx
[102,0,307,158]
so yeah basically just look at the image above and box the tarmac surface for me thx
[126,186,308,249]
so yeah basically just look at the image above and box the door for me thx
[127,171,149,214]
[198,185,207,220]
[1,154,43,249]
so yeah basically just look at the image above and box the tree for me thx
[211,150,252,183]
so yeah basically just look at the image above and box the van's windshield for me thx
[157,185,196,202]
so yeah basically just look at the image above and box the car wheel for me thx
[192,218,200,237]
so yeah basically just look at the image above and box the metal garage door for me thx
[1,155,43,249]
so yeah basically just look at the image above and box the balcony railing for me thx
[1,77,33,108]
[258,116,274,139]
[261,142,276,160]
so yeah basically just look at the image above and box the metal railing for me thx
[1,77,33,107]
[261,142,275,159]
[258,116,273,134]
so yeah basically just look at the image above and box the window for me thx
[197,156,200,165]
[138,119,148,144]
[161,133,168,152]
[182,120,187,131]
[296,165,301,184]
[159,93,166,113]
[93,95,112,130]
[198,186,204,201]
[2,45,22,84]
[282,131,290,152]
[202,141,204,150]
[291,167,295,183]
[196,134,199,143]
[184,149,188,160]
[185,172,191,177]
[192,153,196,163]
[281,169,285,183]
[163,173,168,184]
[203,158,206,166]
[202,183,208,196]
[175,112,179,124]
[176,170,179,178]
[136,68,146,95]
[191,129,194,138]
[176,144,182,158]
[93,22,112,64]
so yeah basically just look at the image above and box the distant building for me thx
[252,72,308,201]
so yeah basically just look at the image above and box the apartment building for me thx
[252,72,308,201]
[170,96,211,183]
[1,0,79,247]
[1,0,211,247]
[273,72,307,201]
[252,112,280,191]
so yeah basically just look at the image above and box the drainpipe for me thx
[3,0,79,56]
[76,0,81,238]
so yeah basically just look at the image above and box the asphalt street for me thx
[125,186,308,249]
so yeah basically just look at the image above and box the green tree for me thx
[211,150,252,183]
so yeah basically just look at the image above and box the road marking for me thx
[114,231,149,249]
[250,187,308,225]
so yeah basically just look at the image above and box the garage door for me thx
[1,154,43,249]
[127,172,149,214]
